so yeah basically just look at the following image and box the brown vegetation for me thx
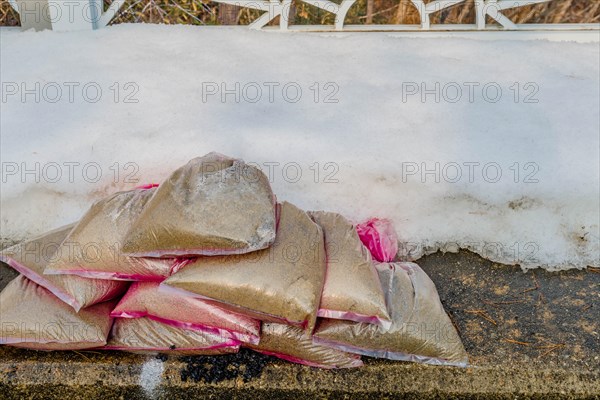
[1,0,598,27]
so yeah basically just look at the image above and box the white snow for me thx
[139,357,164,398]
[1,25,598,270]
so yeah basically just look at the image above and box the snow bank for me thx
[1,25,598,270]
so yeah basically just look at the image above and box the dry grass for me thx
[1,0,599,27]
[335,0,600,25]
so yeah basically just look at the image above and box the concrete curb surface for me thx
[1,251,598,399]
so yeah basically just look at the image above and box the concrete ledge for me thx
[1,251,598,399]
[1,354,599,399]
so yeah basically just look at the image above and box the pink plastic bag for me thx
[162,201,326,332]
[0,224,128,311]
[105,317,240,355]
[111,282,261,344]
[247,323,363,369]
[356,218,398,262]
[122,153,277,257]
[1,276,116,350]
[44,187,187,281]
[309,211,391,328]
[313,262,469,367]
[135,183,159,189]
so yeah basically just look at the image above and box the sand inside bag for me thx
[44,187,183,281]
[0,275,116,350]
[111,282,260,344]
[314,262,469,367]
[1,224,128,311]
[105,317,240,355]
[122,152,276,257]
[162,201,326,332]
[247,323,362,369]
[309,211,390,327]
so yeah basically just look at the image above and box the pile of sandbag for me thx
[0,153,468,368]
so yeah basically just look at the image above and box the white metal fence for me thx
[8,0,600,32]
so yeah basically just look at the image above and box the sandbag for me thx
[44,187,186,281]
[122,153,276,257]
[0,276,115,350]
[356,218,398,262]
[105,317,240,355]
[309,211,391,328]
[313,262,469,367]
[111,282,261,344]
[247,323,362,369]
[0,224,128,311]
[162,201,326,332]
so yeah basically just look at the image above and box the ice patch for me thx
[140,358,164,398]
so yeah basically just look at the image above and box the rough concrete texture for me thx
[1,251,598,399]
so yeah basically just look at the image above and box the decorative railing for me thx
[8,0,600,31]
[9,0,128,30]
[213,0,599,31]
